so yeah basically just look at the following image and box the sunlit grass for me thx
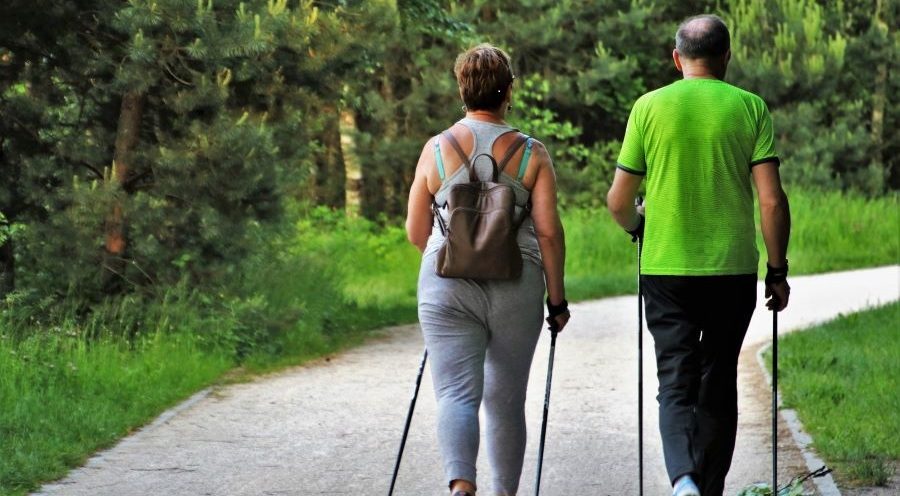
[777,188,899,274]
[0,330,231,495]
[765,302,900,487]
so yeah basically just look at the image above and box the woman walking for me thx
[405,43,569,496]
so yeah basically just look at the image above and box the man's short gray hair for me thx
[675,14,730,60]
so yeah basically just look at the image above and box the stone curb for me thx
[756,342,841,496]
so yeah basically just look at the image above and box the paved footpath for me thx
[35,266,898,496]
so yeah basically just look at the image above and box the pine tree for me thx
[725,0,897,192]
[1,0,353,303]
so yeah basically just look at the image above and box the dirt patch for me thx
[837,462,899,496]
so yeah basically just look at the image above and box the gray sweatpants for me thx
[417,252,545,495]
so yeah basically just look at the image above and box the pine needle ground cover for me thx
[768,302,900,487]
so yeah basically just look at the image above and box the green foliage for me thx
[562,207,637,299]
[0,212,21,246]
[1,0,352,303]
[294,207,421,312]
[507,75,617,209]
[737,480,804,496]
[726,0,898,193]
[770,302,900,486]
[3,0,897,310]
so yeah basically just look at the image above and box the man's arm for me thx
[607,168,644,232]
[751,162,791,310]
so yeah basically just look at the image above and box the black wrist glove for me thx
[546,297,569,332]
[765,260,789,286]
[627,214,645,243]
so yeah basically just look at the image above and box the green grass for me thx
[773,188,899,274]
[771,302,900,486]
[0,331,231,495]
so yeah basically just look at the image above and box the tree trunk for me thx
[375,70,400,217]
[102,90,144,290]
[870,0,887,168]
[316,106,346,209]
[0,229,13,298]
[0,141,15,298]
[339,109,362,218]
[481,5,495,22]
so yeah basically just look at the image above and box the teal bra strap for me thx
[434,138,446,180]
[517,137,533,180]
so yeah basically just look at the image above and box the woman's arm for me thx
[529,141,566,307]
[406,138,436,252]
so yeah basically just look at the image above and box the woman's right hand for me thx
[546,311,570,333]
[545,297,570,333]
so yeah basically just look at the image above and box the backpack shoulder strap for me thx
[433,136,446,180]
[516,137,534,181]
[441,130,472,169]
[497,133,528,169]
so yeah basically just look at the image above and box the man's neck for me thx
[680,63,725,80]
[682,73,720,80]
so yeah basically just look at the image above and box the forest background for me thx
[0,0,897,493]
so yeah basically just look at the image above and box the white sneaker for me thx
[673,475,701,496]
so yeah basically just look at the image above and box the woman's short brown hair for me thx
[454,43,514,112]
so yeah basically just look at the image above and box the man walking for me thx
[606,14,791,496]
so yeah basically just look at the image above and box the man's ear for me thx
[673,49,683,72]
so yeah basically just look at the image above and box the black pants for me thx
[641,274,756,496]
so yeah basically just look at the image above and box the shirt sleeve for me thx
[616,100,647,175]
[750,101,779,167]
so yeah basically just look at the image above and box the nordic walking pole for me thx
[635,197,644,496]
[535,329,558,496]
[772,307,778,495]
[388,348,428,496]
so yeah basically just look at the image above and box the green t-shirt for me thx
[617,78,779,275]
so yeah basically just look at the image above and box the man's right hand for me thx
[765,279,790,311]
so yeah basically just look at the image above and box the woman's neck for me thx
[465,109,506,124]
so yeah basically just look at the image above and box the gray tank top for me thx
[425,118,542,266]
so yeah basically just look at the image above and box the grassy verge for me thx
[0,331,232,495]
[2,188,897,493]
[775,188,899,274]
[770,302,900,486]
